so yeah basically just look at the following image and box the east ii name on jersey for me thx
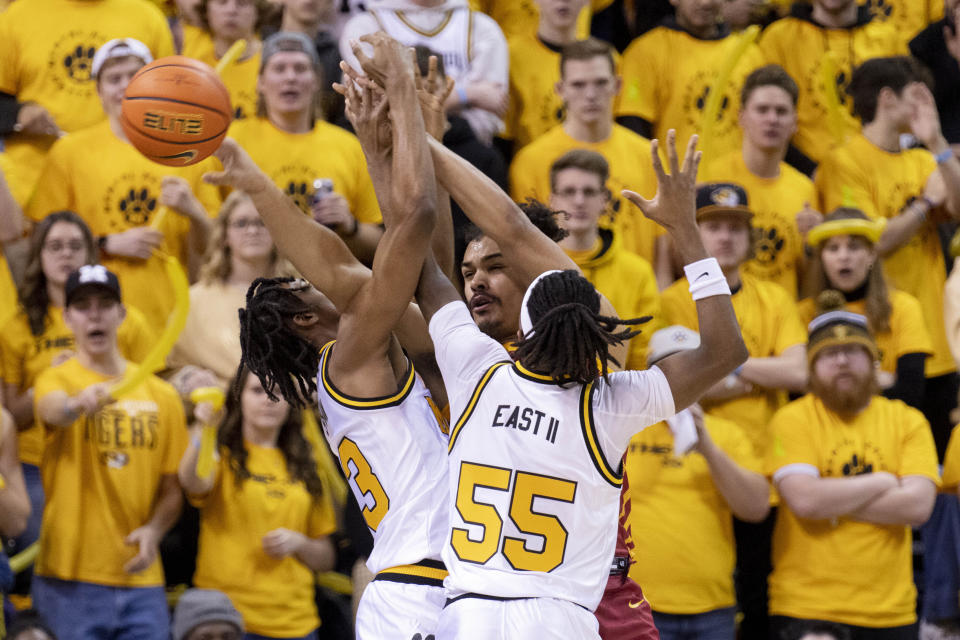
[490,404,560,444]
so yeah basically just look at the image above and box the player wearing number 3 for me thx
[415,131,748,639]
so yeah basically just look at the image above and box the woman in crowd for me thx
[0,212,155,568]
[179,366,337,640]
[800,207,933,409]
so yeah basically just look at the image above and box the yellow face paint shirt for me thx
[661,272,807,457]
[228,116,383,225]
[34,358,188,586]
[700,150,816,298]
[626,415,760,614]
[191,45,261,121]
[0,0,174,199]
[509,124,660,263]
[26,120,222,335]
[617,22,765,162]
[467,0,612,40]
[815,133,953,377]
[192,443,337,637]
[1,306,156,466]
[864,0,943,41]
[767,394,939,627]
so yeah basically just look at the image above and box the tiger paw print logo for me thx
[682,70,735,140]
[827,440,886,478]
[806,57,854,117]
[119,188,159,226]
[754,226,785,266]
[841,453,873,476]
[48,31,107,94]
[285,181,312,214]
[866,0,893,20]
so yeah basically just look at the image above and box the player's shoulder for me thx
[771,392,817,425]
[888,288,923,315]
[610,124,652,149]
[778,161,815,189]
[142,369,183,406]
[865,394,928,425]
[512,125,567,162]
[745,274,796,307]
[760,14,807,38]
[36,356,81,386]
[469,8,505,35]
[624,24,674,54]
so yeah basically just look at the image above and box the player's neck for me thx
[537,21,578,46]
[811,3,858,28]
[77,348,125,377]
[228,256,275,288]
[47,283,66,309]
[269,110,313,134]
[563,117,611,143]
[741,142,783,179]
[861,119,901,153]
[560,227,599,252]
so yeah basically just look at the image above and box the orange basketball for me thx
[120,56,232,167]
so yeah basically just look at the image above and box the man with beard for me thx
[766,307,939,640]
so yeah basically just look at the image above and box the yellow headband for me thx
[807,218,886,247]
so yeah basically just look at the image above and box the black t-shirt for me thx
[910,20,960,144]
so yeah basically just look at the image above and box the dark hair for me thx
[219,365,325,498]
[414,44,446,78]
[239,277,319,407]
[780,620,852,640]
[741,64,799,107]
[18,211,96,336]
[560,38,615,78]
[550,149,610,192]
[463,199,569,245]
[7,609,57,640]
[514,270,648,384]
[807,207,891,333]
[847,56,932,124]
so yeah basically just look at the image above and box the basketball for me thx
[120,56,232,167]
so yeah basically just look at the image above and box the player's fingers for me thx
[682,134,699,175]
[443,76,456,102]
[331,82,348,97]
[622,190,653,213]
[202,170,229,185]
[427,55,438,87]
[350,39,374,71]
[665,129,680,176]
[649,139,666,181]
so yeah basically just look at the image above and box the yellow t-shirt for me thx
[167,281,246,387]
[766,394,939,626]
[180,22,215,59]
[503,34,565,149]
[564,230,661,369]
[192,45,260,121]
[625,414,761,614]
[509,124,660,263]
[467,0,611,40]
[0,257,16,329]
[34,357,188,587]
[0,305,156,466]
[700,150,816,298]
[758,12,907,163]
[797,290,933,374]
[617,24,765,162]
[192,443,337,637]
[943,425,960,491]
[229,117,383,225]
[26,120,222,335]
[0,0,174,200]
[864,0,943,41]
[815,133,953,377]
[661,272,806,457]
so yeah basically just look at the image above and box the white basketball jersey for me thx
[370,8,474,81]
[317,340,450,574]
[429,302,676,612]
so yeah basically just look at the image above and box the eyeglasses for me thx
[554,187,605,199]
[228,218,267,230]
[43,240,86,254]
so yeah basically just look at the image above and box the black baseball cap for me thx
[695,183,754,223]
[65,265,122,307]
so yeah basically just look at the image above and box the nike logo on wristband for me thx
[694,272,710,282]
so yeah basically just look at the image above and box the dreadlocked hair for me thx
[462,199,568,245]
[239,277,319,407]
[218,365,325,499]
[514,270,649,385]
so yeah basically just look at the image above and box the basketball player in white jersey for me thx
[206,34,451,639]
[340,0,509,144]
[413,131,749,639]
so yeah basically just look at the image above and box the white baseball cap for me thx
[92,38,153,78]
[647,325,700,366]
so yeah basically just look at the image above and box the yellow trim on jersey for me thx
[448,361,511,452]
[376,562,449,582]
[318,340,416,409]
[396,9,454,37]
[512,361,573,385]
[580,382,623,488]
[467,9,474,61]
[427,397,450,436]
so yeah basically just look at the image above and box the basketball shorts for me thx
[436,595,601,640]
[355,577,446,640]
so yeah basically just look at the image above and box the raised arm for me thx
[623,132,748,410]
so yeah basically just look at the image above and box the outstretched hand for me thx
[334,61,392,157]
[414,54,455,140]
[622,130,701,233]
[204,138,271,194]
[350,33,415,90]
[907,82,945,151]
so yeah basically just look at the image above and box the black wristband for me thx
[97,235,109,254]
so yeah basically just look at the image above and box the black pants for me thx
[769,616,918,640]
[734,508,777,640]
[922,372,960,462]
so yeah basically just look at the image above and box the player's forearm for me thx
[4,384,35,430]
[700,442,770,522]
[0,167,24,244]
[877,200,927,256]
[339,222,382,265]
[144,474,183,537]
[36,391,83,428]
[779,473,893,520]
[294,535,337,572]
[848,477,937,527]
[739,349,808,392]
[934,148,960,218]
[177,432,216,496]
[388,81,437,232]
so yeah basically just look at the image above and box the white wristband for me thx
[684,257,731,300]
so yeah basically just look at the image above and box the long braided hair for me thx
[514,270,650,385]
[239,277,320,407]
[219,365,325,499]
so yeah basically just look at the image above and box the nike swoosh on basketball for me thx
[159,150,198,164]
[628,599,646,609]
